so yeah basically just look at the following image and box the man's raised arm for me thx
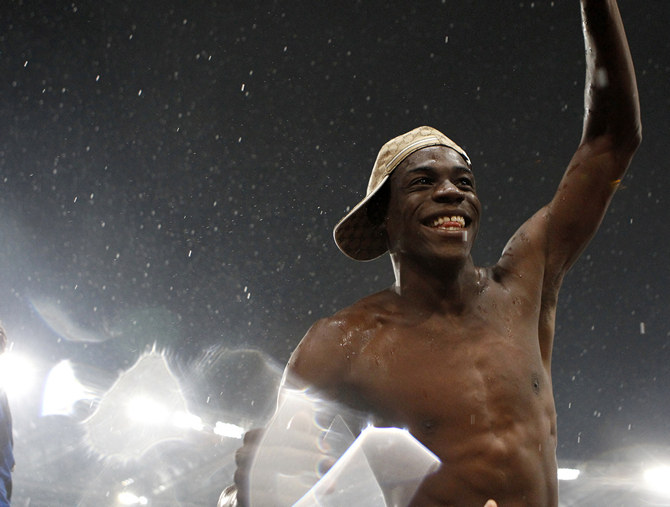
[543,0,641,278]
[580,0,641,147]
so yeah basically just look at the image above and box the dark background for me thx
[1,0,668,505]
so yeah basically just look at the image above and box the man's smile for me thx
[428,215,466,230]
[422,213,473,234]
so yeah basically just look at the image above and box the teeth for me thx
[430,215,466,228]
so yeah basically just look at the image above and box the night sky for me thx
[1,0,669,505]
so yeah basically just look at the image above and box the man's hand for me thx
[231,422,339,506]
[232,428,264,506]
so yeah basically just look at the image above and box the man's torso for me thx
[329,269,558,505]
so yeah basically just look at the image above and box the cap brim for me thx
[333,174,390,261]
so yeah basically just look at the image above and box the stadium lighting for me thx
[42,360,95,416]
[0,351,36,399]
[172,410,204,431]
[117,491,148,505]
[644,465,670,496]
[127,396,169,425]
[557,468,581,481]
[214,421,245,439]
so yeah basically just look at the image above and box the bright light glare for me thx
[557,467,581,481]
[172,410,204,431]
[117,491,148,505]
[644,465,670,496]
[42,360,94,416]
[0,352,36,399]
[214,421,245,439]
[126,396,168,424]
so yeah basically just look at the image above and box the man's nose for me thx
[433,180,464,202]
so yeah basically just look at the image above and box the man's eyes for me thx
[410,177,433,186]
[409,177,474,188]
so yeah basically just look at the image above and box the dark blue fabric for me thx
[0,390,13,506]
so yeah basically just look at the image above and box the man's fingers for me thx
[234,428,266,506]
[234,424,339,506]
[235,428,264,467]
[243,427,264,444]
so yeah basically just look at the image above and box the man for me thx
[232,0,640,504]
[0,325,14,506]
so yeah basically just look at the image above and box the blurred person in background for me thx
[0,324,14,506]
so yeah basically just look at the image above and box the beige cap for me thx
[333,126,470,261]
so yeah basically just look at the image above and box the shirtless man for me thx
[231,0,640,505]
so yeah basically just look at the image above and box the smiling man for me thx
[231,0,640,505]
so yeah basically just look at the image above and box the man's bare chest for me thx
[345,303,549,429]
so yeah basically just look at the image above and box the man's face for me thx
[383,145,481,263]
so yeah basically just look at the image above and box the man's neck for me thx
[390,253,481,314]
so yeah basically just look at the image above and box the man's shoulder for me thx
[298,289,394,351]
[321,289,394,328]
[287,289,395,395]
